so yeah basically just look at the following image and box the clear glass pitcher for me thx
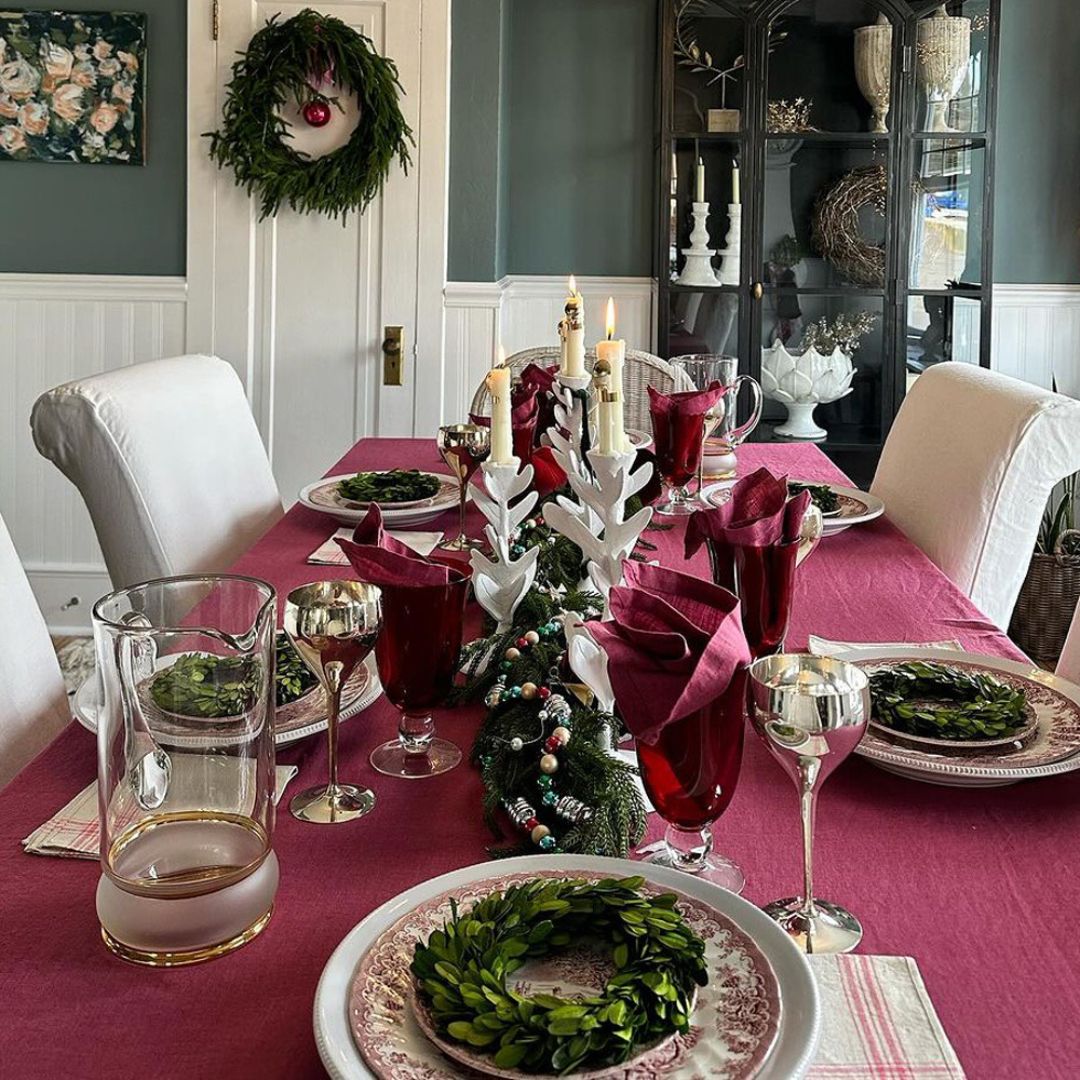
[92,574,279,966]
[671,354,763,480]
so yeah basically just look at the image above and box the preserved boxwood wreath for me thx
[411,876,708,1074]
[207,8,412,220]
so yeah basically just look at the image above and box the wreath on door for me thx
[207,8,413,220]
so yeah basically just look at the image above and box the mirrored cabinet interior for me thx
[656,0,999,484]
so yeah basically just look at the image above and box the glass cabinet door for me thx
[913,0,992,136]
[765,0,903,136]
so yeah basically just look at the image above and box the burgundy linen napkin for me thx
[646,383,725,420]
[338,506,466,586]
[584,562,750,745]
[519,362,559,438]
[685,467,810,552]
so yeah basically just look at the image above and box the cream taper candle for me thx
[731,158,741,205]
[487,366,513,464]
[594,298,626,453]
[561,274,586,378]
[696,157,706,203]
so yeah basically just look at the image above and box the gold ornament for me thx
[539,753,559,775]
[767,98,818,133]
[505,647,521,661]
[531,823,551,844]
[551,725,572,746]
[524,630,540,646]
[521,682,538,700]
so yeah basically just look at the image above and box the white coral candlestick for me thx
[469,458,540,634]
[547,371,594,488]
[543,447,654,617]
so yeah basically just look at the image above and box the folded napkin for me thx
[309,527,442,566]
[584,561,750,745]
[647,384,725,479]
[808,954,965,1078]
[809,636,963,658]
[686,466,810,552]
[22,766,298,859]
[646,382,725,420]
[338,505,468,586]
[519,362,560,438]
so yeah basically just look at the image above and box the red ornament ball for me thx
[302,99,332,127]
[524,816,540,832]
[538,687,551,701]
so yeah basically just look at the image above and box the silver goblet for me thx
[749,654,870,953]
[285,581,383,824]
[437,423,490,551]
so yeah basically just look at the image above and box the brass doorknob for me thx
[752,282,764,300]
[382,337,401,355]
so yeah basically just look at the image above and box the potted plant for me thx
[1009,471,1080,664]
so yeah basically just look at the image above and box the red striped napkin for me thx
[809,954,965,1078]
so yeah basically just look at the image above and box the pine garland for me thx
[458,516,647,860]
[207,9,413,220]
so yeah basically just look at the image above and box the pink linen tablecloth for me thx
[1,438,1077,1079]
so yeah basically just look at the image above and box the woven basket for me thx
[1009,530,1080,664]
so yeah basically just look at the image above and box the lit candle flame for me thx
[496,344,507,366]
[605,297,616,341]
[568,273,577,296]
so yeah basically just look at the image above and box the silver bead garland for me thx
[554,794,593,825]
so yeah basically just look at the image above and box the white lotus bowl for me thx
[761,342,857,405]
[761,342,857,440]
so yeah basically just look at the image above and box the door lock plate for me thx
[382,326,404,386]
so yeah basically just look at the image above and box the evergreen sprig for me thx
[411,877,706,1074]
[207,9,413,219]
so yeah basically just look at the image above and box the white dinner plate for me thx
[701,481,883,537]
[300,472,462,528]
[852,647,1080,786]
[314,854,820,1080]
[72,654,381,748]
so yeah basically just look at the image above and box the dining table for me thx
[2,436,1078,1079]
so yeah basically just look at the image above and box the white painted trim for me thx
[0,274,187,302]
[444,281,504,307]
[412,0,453,435]
[994,283,1080,300]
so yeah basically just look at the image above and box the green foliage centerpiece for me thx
[207,9,412,219]
[411,876,706,1075]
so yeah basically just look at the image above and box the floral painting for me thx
[0,10,146,165]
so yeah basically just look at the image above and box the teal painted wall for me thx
[447,0,505,281]
[502,0,657,278]
[0,0,186,276]
[993,0,1080,284]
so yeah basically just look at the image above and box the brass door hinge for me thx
[212,0,219,41]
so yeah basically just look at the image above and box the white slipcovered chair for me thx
[871,362,1080,630]
[31,355,283,589]
[468,347,693,433]
[1056,601,1080,685]
[0,512,69,791]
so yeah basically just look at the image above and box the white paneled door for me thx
[187,0,448,504]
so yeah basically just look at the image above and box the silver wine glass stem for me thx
[324,660,343,795]
[797,756,820,925]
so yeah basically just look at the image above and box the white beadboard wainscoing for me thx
[991,284,1080,392]
[444,276,656,420]
[0,274,187,632]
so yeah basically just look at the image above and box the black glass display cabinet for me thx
[655,0,999,485]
